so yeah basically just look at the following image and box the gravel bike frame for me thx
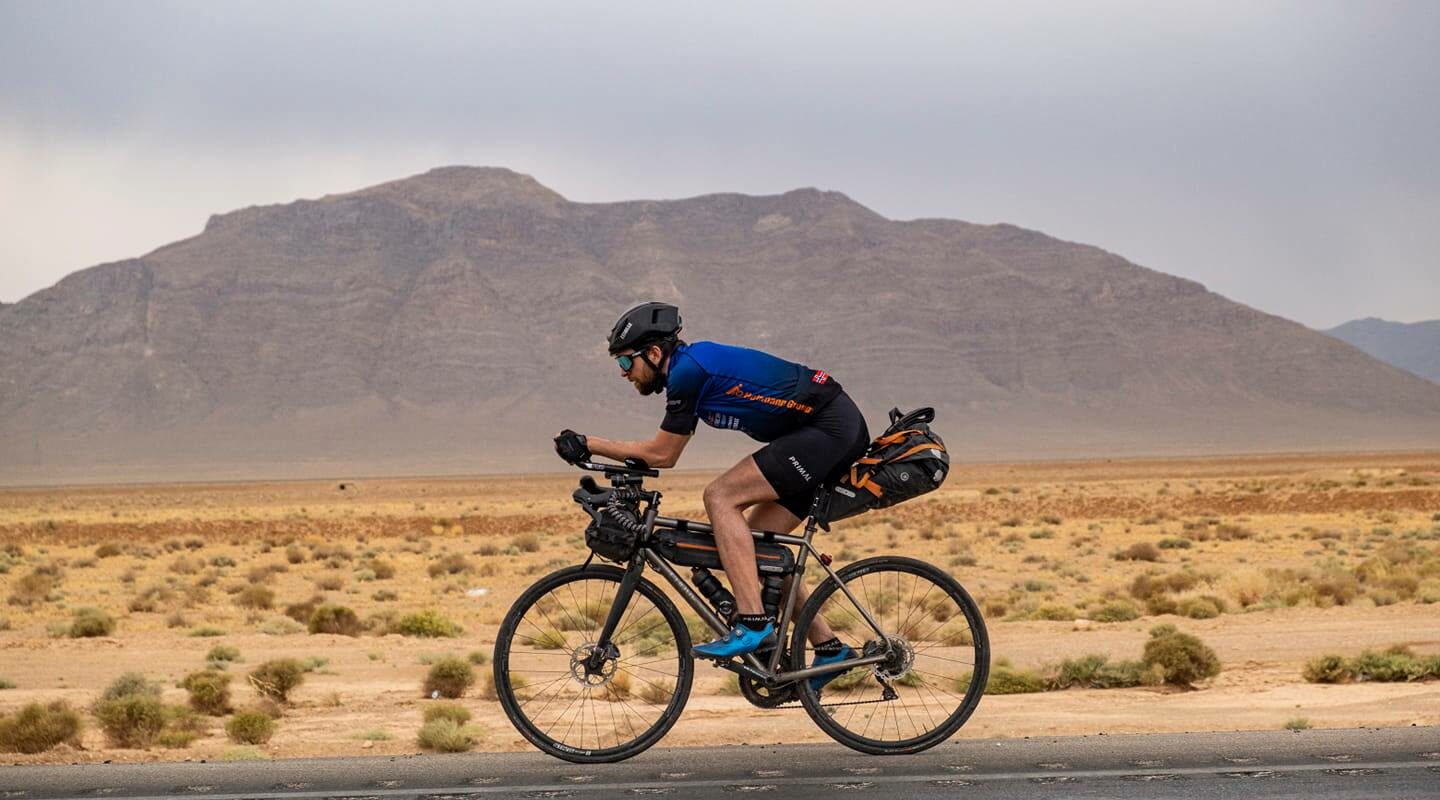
[576,459,894,688]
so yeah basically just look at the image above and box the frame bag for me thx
[823,407,949,523]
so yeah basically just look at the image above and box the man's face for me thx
[617,345,661,395]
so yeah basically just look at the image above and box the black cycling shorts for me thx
[752,391,870,519]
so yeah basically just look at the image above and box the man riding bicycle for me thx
[553,302,869,682]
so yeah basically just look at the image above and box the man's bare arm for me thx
[587,430,691,469]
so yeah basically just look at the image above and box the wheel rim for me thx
[500,573,688,756]
[797,561,985,749]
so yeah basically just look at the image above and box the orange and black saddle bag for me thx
[821,407,949,524]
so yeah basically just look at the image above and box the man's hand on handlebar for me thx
[553,429,591,464]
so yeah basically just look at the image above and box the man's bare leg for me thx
[701,456,782,616]
[745,501,837,645]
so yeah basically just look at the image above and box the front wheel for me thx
[789,556,988,755]
[493,563,694,763]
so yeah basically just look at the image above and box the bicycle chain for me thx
[760,695,899,710]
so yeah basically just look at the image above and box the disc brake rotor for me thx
[569,641,619,687]
[871,636,915,683]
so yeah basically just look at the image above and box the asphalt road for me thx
[5,728,1438,800]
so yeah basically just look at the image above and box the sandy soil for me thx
[1,451,1437,763]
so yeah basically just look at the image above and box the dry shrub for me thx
[1221,567,1270,608]
[1029,603,1077,621]
[1214,524,1254,541]
[169,556,201,575]
[552,600,608,632]
[225,710,276,744]
[512,533,542,553]
[1088,600,1141,622]
[314,574,345,591]
[1310,569,1361,607]
[639,679,674,705]
[0,701,84,754]
[1302,654,1355,684]
[602,670,632,702]
[235,586,275,610]
[937,621,975,646]
[284,596,324,623]
[94,693,165,748]
[68,607,116,637]
[1129,570,1202,600]
[427,553,473,578]
[157,705,208,749]
[394,610,463,638]
[180,670,232,715]
[246,564,282,584]
[308,604,362,636]
[101,672,161,702]
[285,545,307,564]
[1174,595,1226,620]
[478,671,527,701]
[423,702,471,725]
[1351,646,1428,682]
[423,656,475,698]
[981,661,1045,694]
[95,543,124,558]
[248,659,305,703]
[129,584,177,613]
[1142,625,1220,687]
[7,570,56,607]
[528,628,567,650]
[416,719,475,752]
[364,559,397,579]
[1114,542,1162,562]
[1047,654,1161,689]
[206,644,242,666]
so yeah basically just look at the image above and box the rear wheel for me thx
[493,563,694,763]
[790,556,988,755]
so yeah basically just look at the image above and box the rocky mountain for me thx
[1324,318,1440,385]
[3,166,1438,483]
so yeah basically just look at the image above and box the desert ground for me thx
[1,451,1438,764]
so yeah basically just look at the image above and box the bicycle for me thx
[492,457,989,763]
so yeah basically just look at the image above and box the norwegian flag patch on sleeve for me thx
[812,370,829,384]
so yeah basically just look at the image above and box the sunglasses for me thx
[615,351,648,371]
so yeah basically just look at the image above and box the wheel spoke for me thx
[796,560,987,753]
[495,569,692,760]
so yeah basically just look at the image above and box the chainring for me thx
[739,674,798,708]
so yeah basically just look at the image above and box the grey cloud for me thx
[1,0,1437,325]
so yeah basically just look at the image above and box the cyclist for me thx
[554,302,869,686]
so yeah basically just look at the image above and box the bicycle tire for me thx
[789,555,988,755]
[493,563,694,763]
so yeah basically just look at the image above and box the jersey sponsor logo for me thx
[788,456,812,481]
[723,383,815,414]
[667,398,684,411]
[705,412,742,430]
[812,370,828,384]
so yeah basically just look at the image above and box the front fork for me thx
[585,500,658,675]
[583,556,645,674]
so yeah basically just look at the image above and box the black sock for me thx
[736,613,772,632]
[814,636,844,656]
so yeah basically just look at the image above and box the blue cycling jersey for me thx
[660,341,842,442]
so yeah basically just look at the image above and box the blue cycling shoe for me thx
[808,644,856,693]
[693,623,776,659]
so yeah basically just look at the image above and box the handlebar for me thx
[576,458,660,479]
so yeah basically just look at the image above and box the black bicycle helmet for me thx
[608,302,682,355]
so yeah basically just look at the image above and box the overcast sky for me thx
[1,1,1436,328]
